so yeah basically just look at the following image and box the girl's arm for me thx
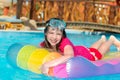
[40,45,74,75]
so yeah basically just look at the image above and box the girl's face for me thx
[46,27,63,47]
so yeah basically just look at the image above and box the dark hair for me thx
[43,18,67,51]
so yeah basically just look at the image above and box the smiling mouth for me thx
[51,41,57,43]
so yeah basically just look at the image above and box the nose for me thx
[52,33,57,39]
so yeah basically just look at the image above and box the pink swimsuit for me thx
[58,37,102,60]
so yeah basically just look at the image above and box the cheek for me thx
[46,33,51,38]
[57,35,62,40]
[46,35,51,40]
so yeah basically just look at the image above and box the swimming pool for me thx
[0,29,120,80]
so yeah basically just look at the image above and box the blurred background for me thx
[0,0,120,31]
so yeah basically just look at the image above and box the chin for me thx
[51,43,57,46]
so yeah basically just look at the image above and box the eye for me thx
[57,33,62,36]
[48,32,54,34]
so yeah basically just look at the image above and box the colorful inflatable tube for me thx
[66,56,120,78]
[6,43,61,74]
[6,43,120,78]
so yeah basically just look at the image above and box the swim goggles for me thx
[46,18,66,30]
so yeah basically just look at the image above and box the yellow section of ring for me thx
[27,48,49,74]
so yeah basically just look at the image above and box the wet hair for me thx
[43,18,67,51]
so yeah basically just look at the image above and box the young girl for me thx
[40,18,120,75]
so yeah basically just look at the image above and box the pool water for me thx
[0,30,120,80]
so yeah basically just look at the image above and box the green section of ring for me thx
[17,45,37,70]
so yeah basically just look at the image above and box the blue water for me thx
[0,30,120,80]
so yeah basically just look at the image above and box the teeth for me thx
[51,39,57,42]
[51,40,56,43]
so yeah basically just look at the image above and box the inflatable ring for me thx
[6,43,120,78]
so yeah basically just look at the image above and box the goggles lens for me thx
[46,19,66,29]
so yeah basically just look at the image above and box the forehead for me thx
[48,27,62,32]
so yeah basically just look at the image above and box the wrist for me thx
[44,63,49,68]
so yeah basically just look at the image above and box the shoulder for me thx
[59,37,72,46]
[59,37,74,50]
[61,37,71,43]
[40,41,45,47]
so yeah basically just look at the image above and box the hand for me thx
[40,63,49,75]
